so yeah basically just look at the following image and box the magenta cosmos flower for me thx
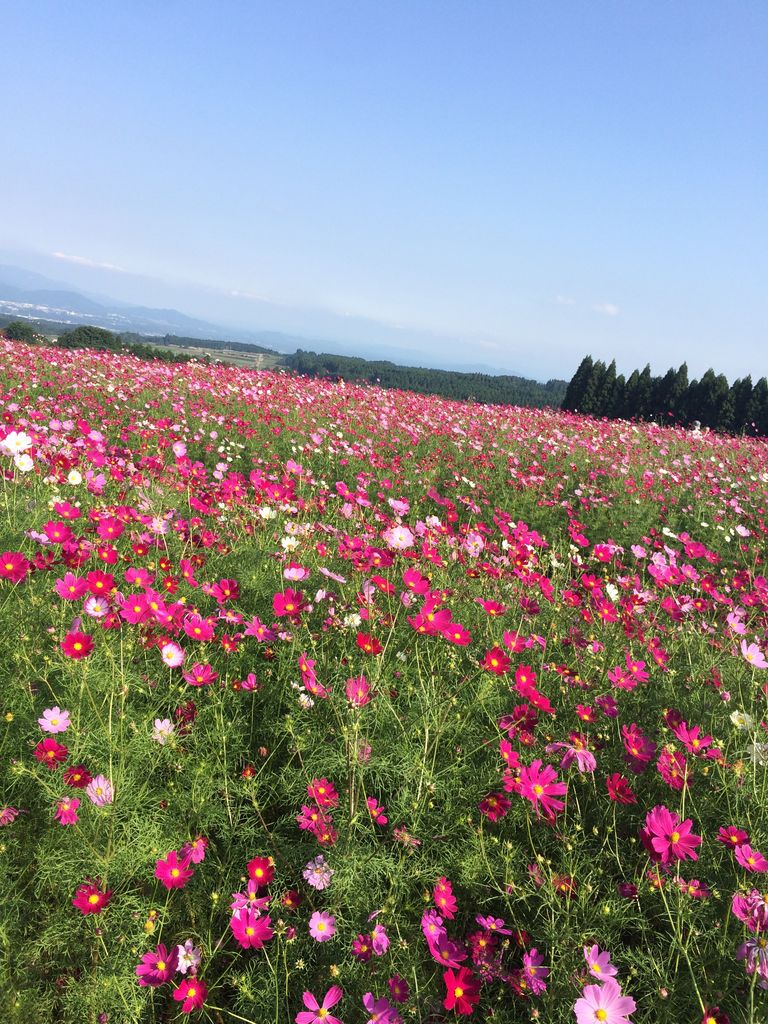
[55,796,80,825]
[230,907,274,949]
[295,985,344,1024]
[38,706,71,734]
[309,910,336,942]
[155,850,194,889]
[640,805,701,863]
[173,977,207,1013]
[574,978,636,1024]
[61,631,94,659]
[135,943,178,987]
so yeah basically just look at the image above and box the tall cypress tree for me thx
[729,376,753,434]
[562,356,595,411]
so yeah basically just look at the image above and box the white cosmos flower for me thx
[730,710,755,731]
[1,430,33,456]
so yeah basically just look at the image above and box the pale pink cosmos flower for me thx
[741,640,768,669]
[160,642,185,668]
[382,525,414,550]
[574,978,636,1024]
[38,706,71,734]
[86,774,114,807]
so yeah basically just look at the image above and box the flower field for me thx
[1,337,768,1024]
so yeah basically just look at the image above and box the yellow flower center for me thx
[596,1011,608,1022]
[246,927,255,936]
[671,831,680,843]
[454,987,464,998]
[171,868,180,877]
[533,784,544,795]
[156,960,166,970]
[88,894,99,904]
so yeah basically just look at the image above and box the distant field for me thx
[143,339,286,369]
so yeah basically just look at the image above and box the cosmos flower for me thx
[309,910,336,942]
[135,943,178,987]
[295,986,344,1024]
[86,774,114,807]
[573,978,636,1024]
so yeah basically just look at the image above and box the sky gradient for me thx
[2,1,766,380]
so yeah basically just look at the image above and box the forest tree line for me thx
[562,356,768,434]
[284,349,567,408]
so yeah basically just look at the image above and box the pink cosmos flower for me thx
[307,777,339,809]
[640,805,701,864]
[388,976,410,1003]
[303,854,334,890]
[735,844,768,872]
[371,923,390,955]
[181,835,208,864]
[545,741,596,774]
[479,791,511,821]
[38,706,71,734]
[573,978,636,1024]
[86,774,114,807]
[346,675,371,706]
[309,910,336,942]
[135,943,178,987]
[55,796,80,825]
[584,943,618,980]
[383,525,414,550]
[362,991,401,1023]
[522,947,549,995]
[518,760,567,820]
[0,806,21,826]
[433,877,457,919]
[295,985,344,1024]
[428,931,468,968]
[366,796,388,825]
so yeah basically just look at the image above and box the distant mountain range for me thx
[0,257,535,377]
[0,264,280,342]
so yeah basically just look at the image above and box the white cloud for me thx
[555,295,576,306]
[593,302,619,316]
[52,252,126,272]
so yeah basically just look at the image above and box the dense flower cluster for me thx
[0,337,766,1021]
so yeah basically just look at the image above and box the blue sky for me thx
[2,1,766,380]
